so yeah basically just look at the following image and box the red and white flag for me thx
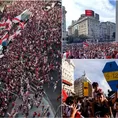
[12,15,21,23]
[83,42,89,48]
[12,9,32,23]
[6,18,12,30]
[0,32,9,44]
[63,51,71,59]
[18,22,26,29]
[0,22,6,29]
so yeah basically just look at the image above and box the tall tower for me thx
[116,1,118,42]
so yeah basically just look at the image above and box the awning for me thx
[62,79,72,86]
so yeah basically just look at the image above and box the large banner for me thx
[84,82,88,96]
[102,61,118,92]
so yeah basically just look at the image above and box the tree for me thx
[79,34,89,40]
[66,35,74,44]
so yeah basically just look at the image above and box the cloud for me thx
[72,59,118,95]
[62,0,116,30]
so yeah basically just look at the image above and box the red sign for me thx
[85,10,94,16]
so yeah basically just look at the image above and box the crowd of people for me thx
[63,42,118,59]
[6,85,51,118]
[0,0,61,117]
[62,82,118,118]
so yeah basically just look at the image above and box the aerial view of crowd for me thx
[0,0,61,117]
[62,82,118,118]
[63,42,118,59]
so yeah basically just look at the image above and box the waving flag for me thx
[0,32,9,46]
[83,42,89,48]
[12,9,32,23]
[63,51,71,59]
[62,89,68,102]
[6,18,12,30]
[0,32,9,45]
[102,61,118,92]
[18,22,27,30]
[0,22,6,30]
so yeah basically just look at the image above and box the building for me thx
[74,73,92,97]
[100,22,115,41]
[68,10,116,42]
[107,22,115,40]
[62,59,75,96]
[62,6,67,39]
[78,15,100,40]
[68,10,100,40]
[99,22,107,41]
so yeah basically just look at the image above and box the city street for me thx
[6,94,54,118]
[43,70,61,117]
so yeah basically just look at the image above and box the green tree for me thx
[79,34,89,40]
[66,35,74,44]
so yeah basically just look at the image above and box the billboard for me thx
[85,10,94,17]
[84,82,88,96]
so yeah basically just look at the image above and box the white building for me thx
[78,16,100,39]
[62,6,67,39]
[68,11,100,40]
[74,73,92,97]
[62,59,75,96]
[100,22,115,41]
[68,10,116,42]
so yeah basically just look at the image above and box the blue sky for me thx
[62,0,116,30]
[109,0,116,6]
[72,59,118,94]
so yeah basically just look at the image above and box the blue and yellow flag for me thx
[102,61,118,91]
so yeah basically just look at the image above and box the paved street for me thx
[43,70,61,117]
[6,94,54,118]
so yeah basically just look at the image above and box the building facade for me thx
[100,22,115,41]
[74,73,92,97]
[62,59,75,96]
[62,6,67,39]
[68,10,116,41]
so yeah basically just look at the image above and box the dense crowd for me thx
[63,43,118,59]
[0,0,61,117]
[62,82,118,118]
[6,84,51,117]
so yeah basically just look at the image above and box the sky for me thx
[72,59,118,95]
[62,0,116,30]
